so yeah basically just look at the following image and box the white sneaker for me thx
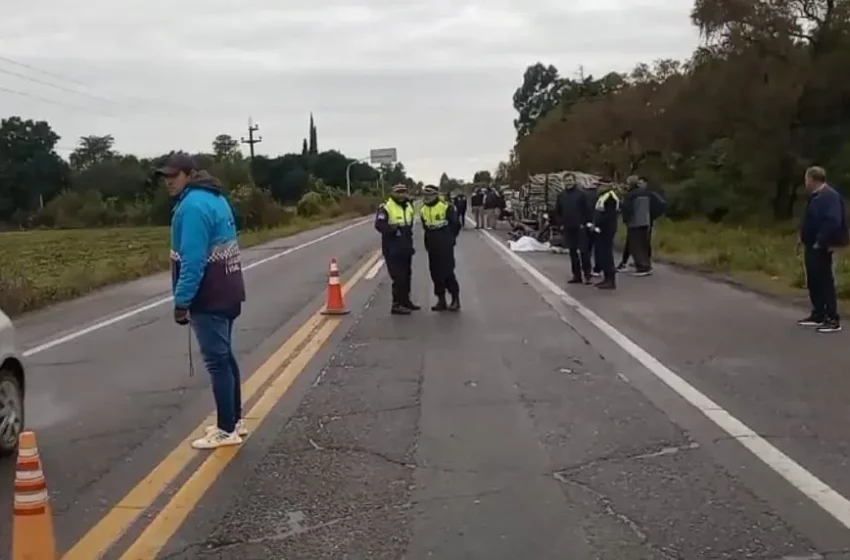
[192,428,243,450]
[206,419,249,437]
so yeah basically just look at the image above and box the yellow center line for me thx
[119,317,341,559]
[61,250,381,560]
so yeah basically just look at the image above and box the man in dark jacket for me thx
[555,182,593,284]
[483,187,499,229]
[621,175,653,276]
[159,153,247,450]
[470,188,484,228]
[375,184,420,315]
[453,191,468,228]
[421,185,462,311]
[798,166,846,333]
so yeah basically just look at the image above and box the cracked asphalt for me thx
[158,226,850,560]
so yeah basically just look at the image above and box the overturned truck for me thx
[508,171,603,243]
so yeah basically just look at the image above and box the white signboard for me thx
[370,148,397,165]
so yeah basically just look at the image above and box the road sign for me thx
[370,148,397,165]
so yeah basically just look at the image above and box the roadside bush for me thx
[229,184,294,229]
[297,191,324,217]
[339,194,381,215]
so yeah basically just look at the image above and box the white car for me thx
[0,309,24,455]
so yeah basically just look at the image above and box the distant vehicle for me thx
[0,309,24,455]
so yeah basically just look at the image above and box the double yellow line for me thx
[62,250,382,560]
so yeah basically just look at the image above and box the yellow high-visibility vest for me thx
[421,200,450,229]
[383,198,414,226]
[595,190,620,211]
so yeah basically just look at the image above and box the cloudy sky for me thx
[2,0,699,184]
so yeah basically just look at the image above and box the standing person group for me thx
[556,175,666,290]
[375,184,462,314]
[798,166,847,333]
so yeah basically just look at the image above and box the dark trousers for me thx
[190,311,242,433]
[621,223,654,264]
[627,226,652,272]
[385,253,412,305]
[594,232,616,282]
[458,209,467,227]
[804,246,839,321]
[564,226,591,280]
[427,248,459,298]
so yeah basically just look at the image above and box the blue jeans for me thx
[190,311,242,433]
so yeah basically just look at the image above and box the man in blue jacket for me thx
[157,153,247,448]
[798,166,847,333]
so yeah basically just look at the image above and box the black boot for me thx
[431,296,448,311]
[567,277,583,284]
[448,294,460,311]
[403,301,421,311]
[595,280,616,290]
[391,303,412,315]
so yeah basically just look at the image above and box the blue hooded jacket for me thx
[170,172,246,313]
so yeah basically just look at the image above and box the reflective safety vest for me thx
[421,199,450,229]
[595,190,620,211]
[383,198,414,226]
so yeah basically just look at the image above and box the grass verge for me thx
[645,219,850,306]
[0,213,366,317]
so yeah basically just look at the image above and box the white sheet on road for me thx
[508,236,551,252]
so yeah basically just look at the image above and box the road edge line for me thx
[23,218,371,358]
[477,227,850,530]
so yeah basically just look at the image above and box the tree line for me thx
[502,0,850,223]
[0,116,419,230]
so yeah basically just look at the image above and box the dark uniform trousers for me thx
[385,252,413,305]
[427,245,459,297]
[563,226,591,280]
[594,229,616,281]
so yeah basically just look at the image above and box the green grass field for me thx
[648,219,850,304]
[0,214,358,317]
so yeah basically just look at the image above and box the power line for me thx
[0,55,88,87]
[241,117,262,160]
[0,85,114,116]
[0,66,119,106]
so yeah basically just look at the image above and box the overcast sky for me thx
[2,0,699,184]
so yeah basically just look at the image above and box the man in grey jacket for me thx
[621,175,653,276]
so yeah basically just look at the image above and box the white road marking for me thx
[22,218,371,358]
[477,227,850,530]
[365,258,384,280]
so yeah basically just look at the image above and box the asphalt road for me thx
[6,218,850,559]
[0,217,378,556]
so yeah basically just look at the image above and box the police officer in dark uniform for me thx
[375,184,420,315]
[453,191,468,228]
[590,181,620,290]
[420,185,461,311]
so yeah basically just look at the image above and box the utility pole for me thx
[241,117,262,160]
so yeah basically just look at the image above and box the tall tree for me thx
[512,63,565,138]
[472,170,493,184]
[212,134,240,161]
[0,117,69,221]
[70,135,116,171]
[308,113,318,155]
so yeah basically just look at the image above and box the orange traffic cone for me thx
[321,258,349,315]
[13,431,57,560]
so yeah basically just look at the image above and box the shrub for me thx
[297,191,324,217]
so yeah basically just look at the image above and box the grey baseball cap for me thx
[155,152,198,176]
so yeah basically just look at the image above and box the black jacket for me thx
[555,188,592,229]
[470,192,484,206]
[374,199,415,257]
[593,191,619,236]
[453,195,467,212]
[484,191,499,209]
[421,199,461,251]
[800,185,846,248]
